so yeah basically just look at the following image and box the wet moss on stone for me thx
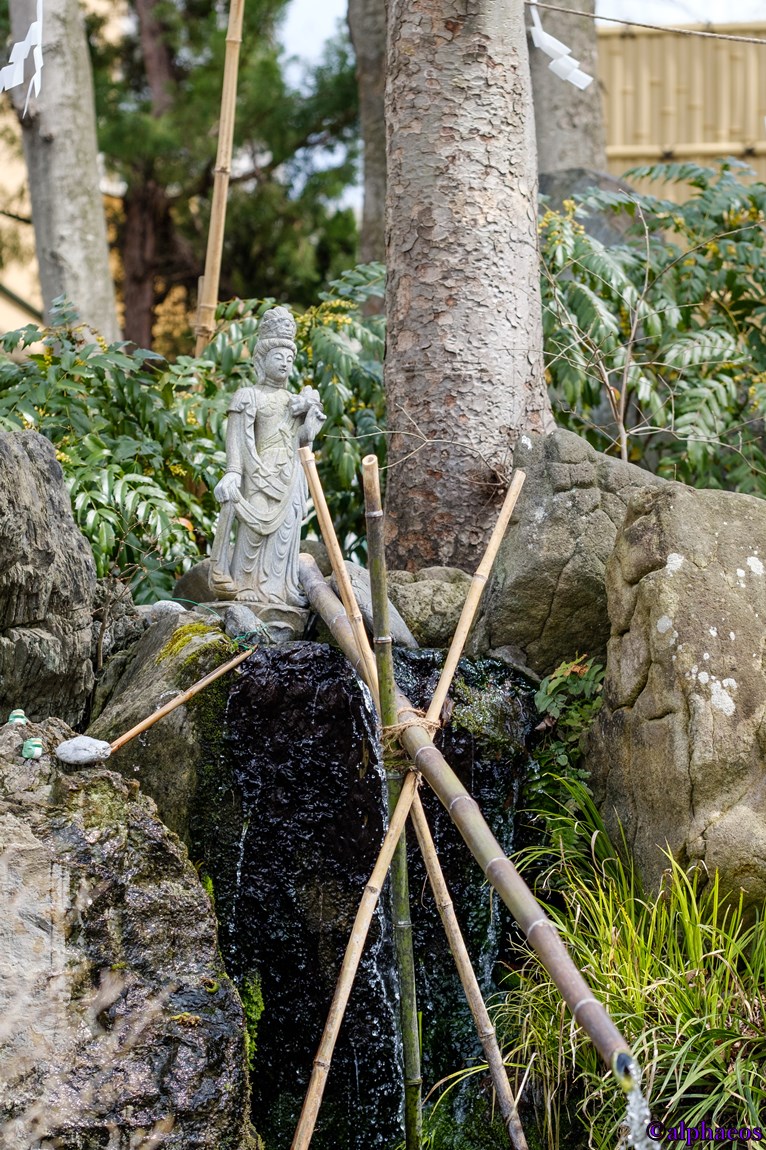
[156,621,229,670]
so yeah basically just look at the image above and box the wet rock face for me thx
[0,431,96,726]
[0,718,253,1149]
[88,613,234,843]
[474,429,665,675]
[218,644,536,1148]
[587,484,766,903]
[221,644,401,1150]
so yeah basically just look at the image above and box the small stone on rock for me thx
[224,604,264,641]
[55,736,112,766]
[149,600,188,622]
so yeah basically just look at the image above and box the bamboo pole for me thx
[290,769,421,1150]
[363,456,422,1150]
[110,645,254,754]
[408,793,528,1150]
[426,470,526,726]
[298,556,635,1083]
[299,446,379,706]
[194,0,246,356]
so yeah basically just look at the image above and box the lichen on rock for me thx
[587,483,766,906]
[0,717,254,1148]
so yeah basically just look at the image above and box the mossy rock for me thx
[87,613,237,842]
[0,718,254,1147]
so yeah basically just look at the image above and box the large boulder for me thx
[88,613,235,843]
[0,431,96,726]
[0,716,254,1148]
[473,429,666,674]
[388,567,471,648]
[587,484,766,903]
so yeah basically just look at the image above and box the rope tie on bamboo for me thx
[382,709,441,771]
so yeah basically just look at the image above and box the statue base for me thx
[193,600,308,644]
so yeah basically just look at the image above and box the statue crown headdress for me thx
[257,306,296,350]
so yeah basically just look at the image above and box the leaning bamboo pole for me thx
[299,446,379,704]
[408,793,528,1150]
[426,469,525,726]
[299,555,635,1082]
[110,644,254,754]
[194,0,246,355]
[363,456,422,1149]
[289,762,421,1150]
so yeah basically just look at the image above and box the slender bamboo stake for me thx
[426,470,526,726]
[110,645,254,754]
[363,455,422,1150]
[290,769,421,1150]
[299,446,379,706]
[299,556,635,1083]
[408,792,528,1150]
[194,0,246,356]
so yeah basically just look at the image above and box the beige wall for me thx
[0,106,41,334]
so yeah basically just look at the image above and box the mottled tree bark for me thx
[384,0,554,571]
[528,0,606,174]
[9,0,120,341]
[347,0,387,265]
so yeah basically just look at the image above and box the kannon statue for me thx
[208,306,325,611]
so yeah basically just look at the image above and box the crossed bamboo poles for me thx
[293,447,638,1150]
[104,446,639,1148]
[293,451,530,1150]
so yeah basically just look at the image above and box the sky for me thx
[280,0,766,64]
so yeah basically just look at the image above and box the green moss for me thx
[200,871,216,905]
[156,621,228,667]
[450,678,523,758]
[240,972,265,1070]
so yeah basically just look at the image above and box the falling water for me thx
[222,643,402,1150]
[622,1057,654,1150]
[200,642,536,1147]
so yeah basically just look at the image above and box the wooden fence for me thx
[598,23,766,197]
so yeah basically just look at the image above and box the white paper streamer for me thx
[529,1,593,90]
[0,0,44,115]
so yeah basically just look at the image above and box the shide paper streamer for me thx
[528,0,594,90]
[0,0,44,116]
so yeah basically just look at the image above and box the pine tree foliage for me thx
[85,0,359,346]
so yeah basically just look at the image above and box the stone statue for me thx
[208,307,325,619]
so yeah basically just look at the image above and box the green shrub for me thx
[540,161,766,491]
[496,778,766,1150]
[0,266,384,601]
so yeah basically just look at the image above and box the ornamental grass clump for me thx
[497,779,766,1150]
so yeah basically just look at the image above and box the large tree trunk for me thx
[347,0,387,265]
[9,0,120,341]
[528,0,606,173]
[384,0,554,571]
[120,0,176,348]
[122,178,170,350]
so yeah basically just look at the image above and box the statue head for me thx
[253,306,297,386]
